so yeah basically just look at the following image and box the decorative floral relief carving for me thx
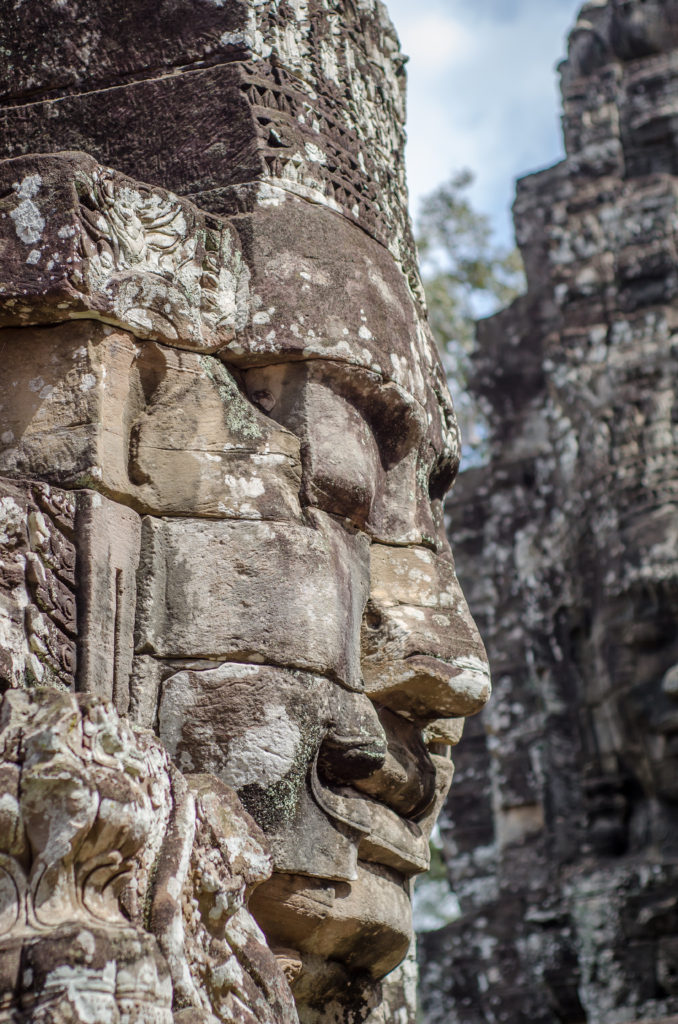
[0,154,250,354]
[74,166,250,351]
[0,689,172,934]
[0,479,77,694]
[0,689,298,1024]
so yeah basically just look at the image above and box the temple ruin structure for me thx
[420,2,678,1022]
[0,2,491,1022]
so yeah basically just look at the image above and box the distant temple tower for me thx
[420,2,678,1022]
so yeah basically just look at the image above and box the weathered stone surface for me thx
[0,321,302,519]
[158,772,300,1024]
[229,203,435,395]
[0,152,481,1017]
[0,0,250,101]
[0,476,143,701]
[240,343,455,550]
[362,544,490,720]
[157,663,385,879]
[420,4,678,1022]
[0,1,490,1022]
[0,688,298,1024]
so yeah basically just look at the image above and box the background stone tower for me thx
[420,2,678,1022]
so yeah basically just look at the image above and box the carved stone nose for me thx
[361,542,491,721]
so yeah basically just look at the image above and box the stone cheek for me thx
[133,512,369,691]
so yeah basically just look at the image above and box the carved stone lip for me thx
[310,760,429,877]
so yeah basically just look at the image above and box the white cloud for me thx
[401,13,473,71]
[386,0,583,244]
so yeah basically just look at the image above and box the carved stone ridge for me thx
[0,152,250,351]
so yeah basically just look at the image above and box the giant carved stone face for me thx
[148,198,491,1004]
[0,153,490,1017]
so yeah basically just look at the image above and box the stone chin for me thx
[239,764,421,983]
[251,862,412,993]
[247,746,455,991]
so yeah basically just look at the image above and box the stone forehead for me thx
[225,198,453,423]
[0,151,456,459]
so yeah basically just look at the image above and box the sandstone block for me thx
[243,359,442,545]
[0,152,249,350]
[227,202,445,412]
[135,511,369,690]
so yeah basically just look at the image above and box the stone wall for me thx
[420,3,678,1022]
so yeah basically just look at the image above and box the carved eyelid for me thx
[348,390,426,470]
[244,361,429,467]
[302,366,430,470]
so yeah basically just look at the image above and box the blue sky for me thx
[385,0,583,245]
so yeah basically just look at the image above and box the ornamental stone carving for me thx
[0,687,295,1024]
[0,3,490,1022]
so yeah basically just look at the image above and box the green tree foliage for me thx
[416,170,524,463]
